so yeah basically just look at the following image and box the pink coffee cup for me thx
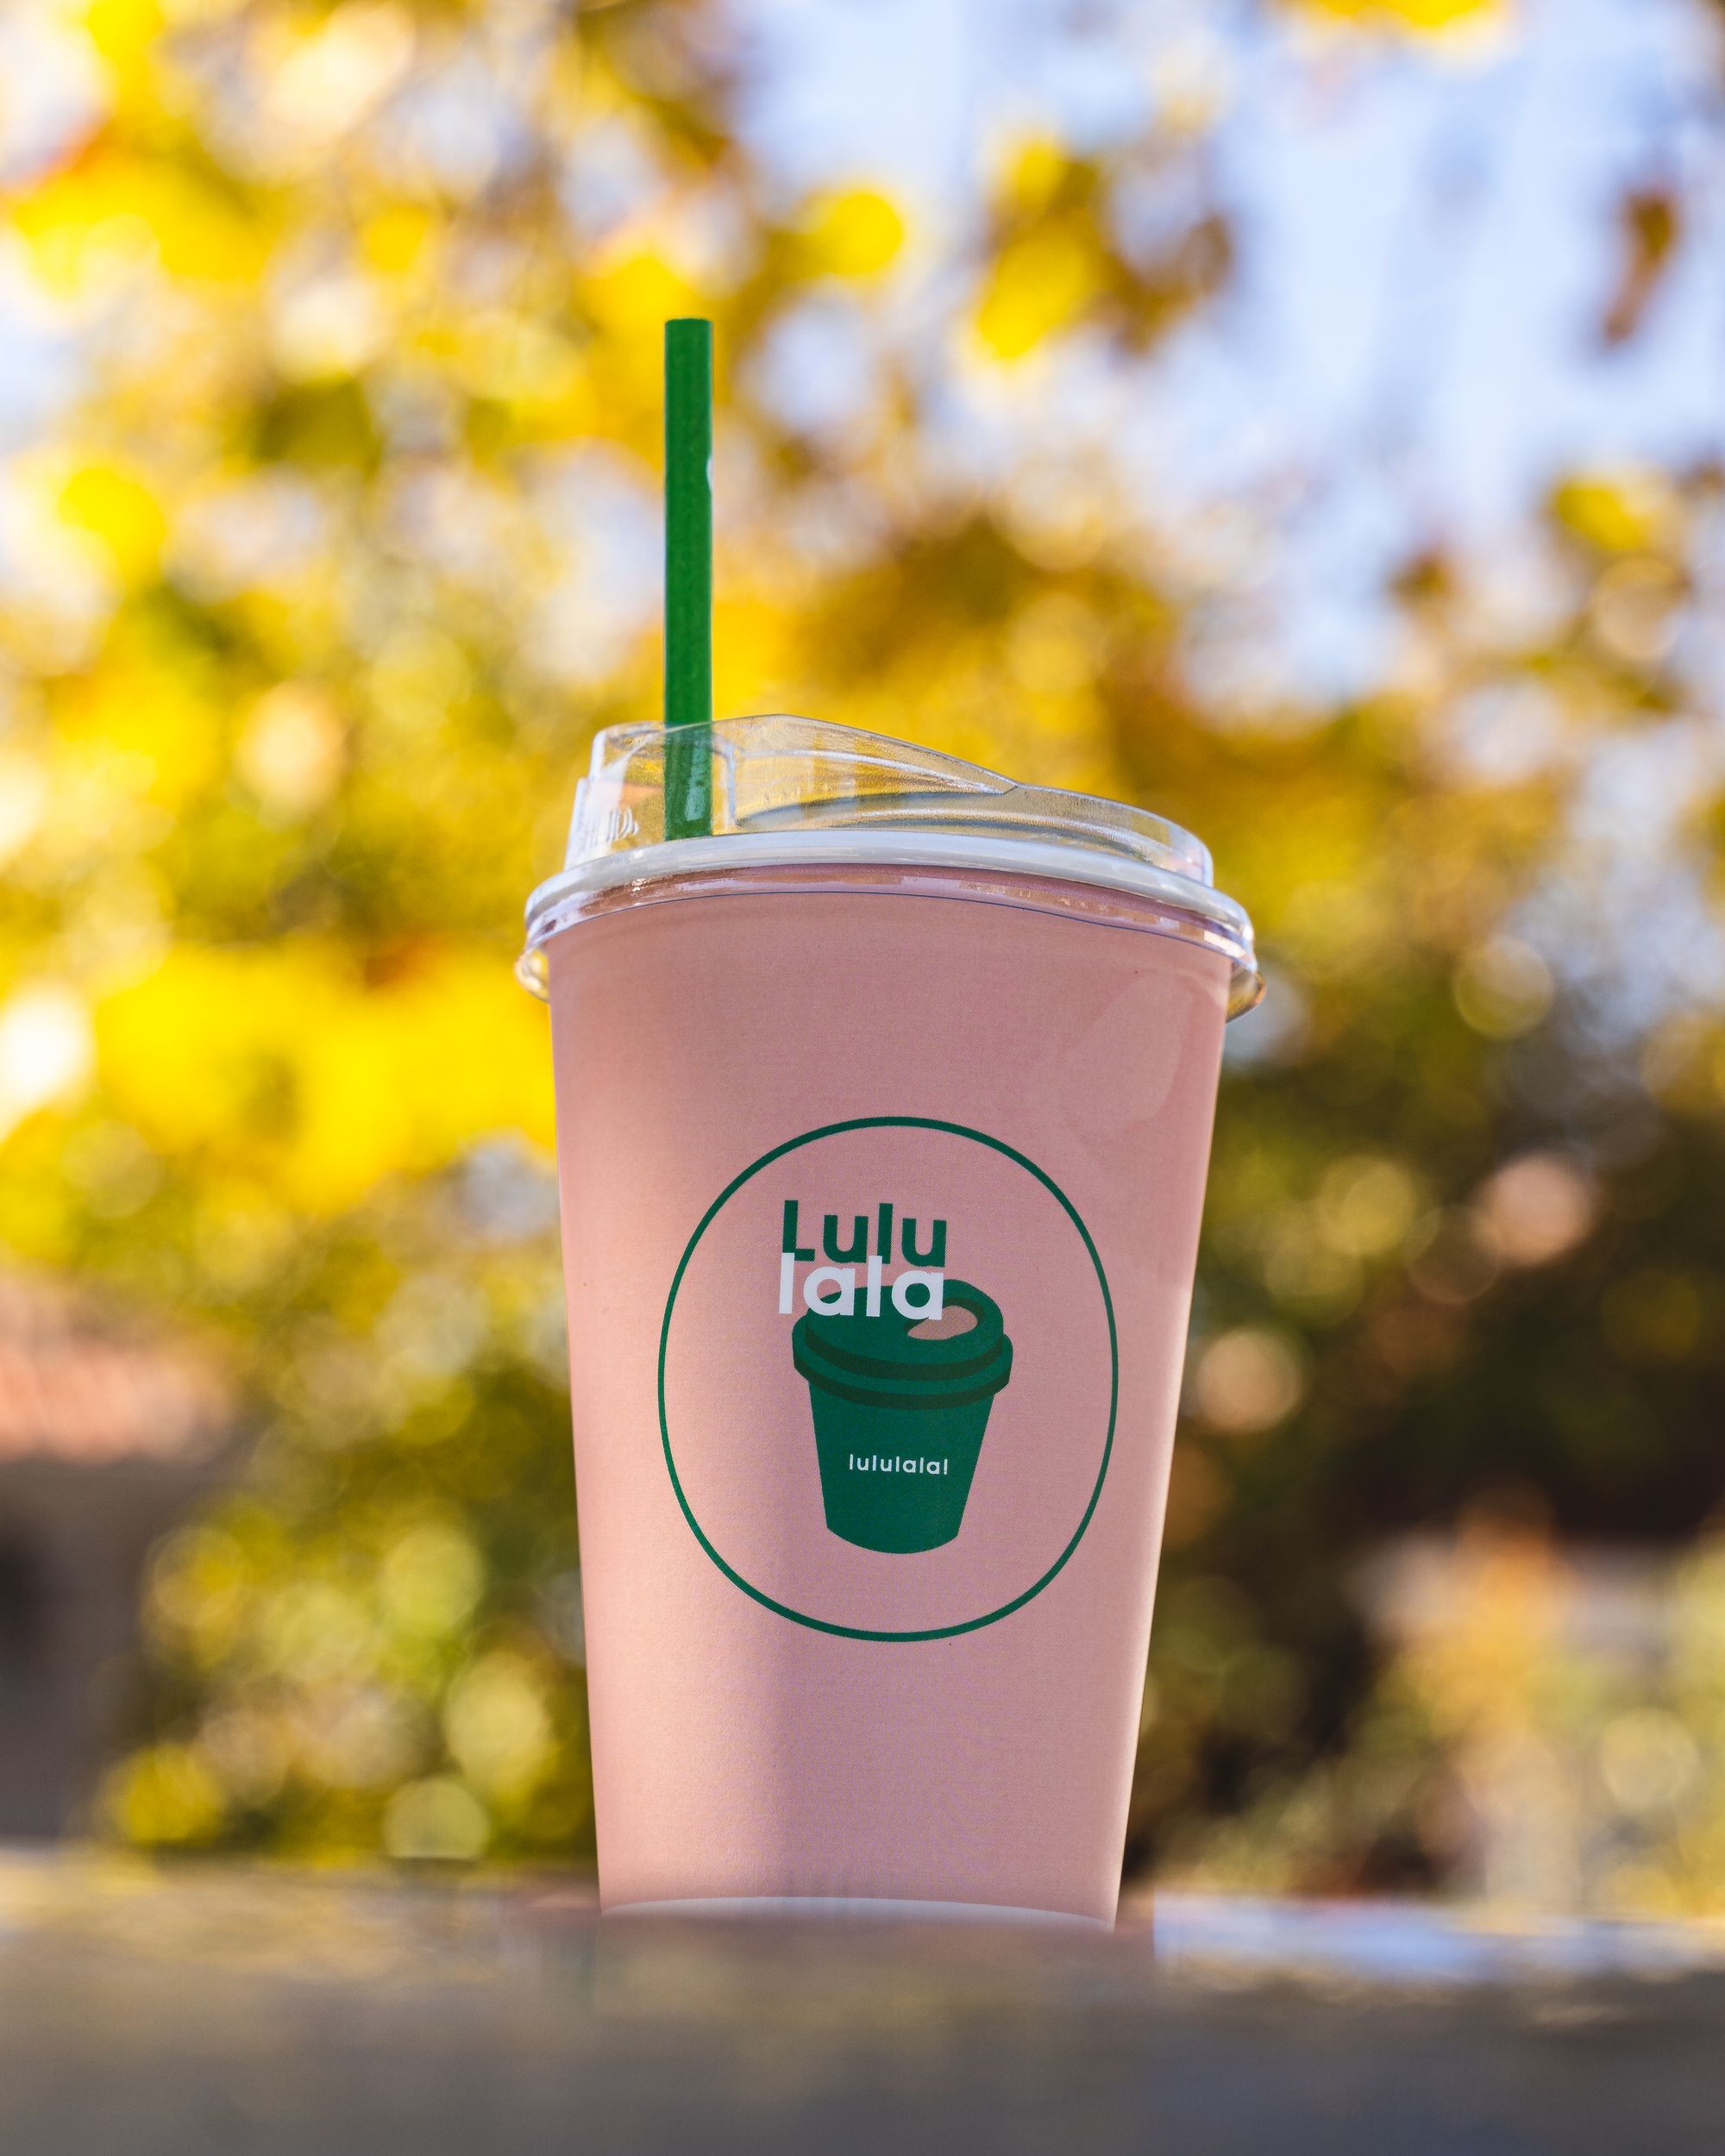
[522,718,1259,1924]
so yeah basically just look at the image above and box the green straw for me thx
[663,317,713,840]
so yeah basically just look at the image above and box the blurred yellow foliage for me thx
[80,0,167,69]
[1291,0,1513,34]
[15,154,270,291]
[444,1652,555,1803]
[358,202,437,279]
[380,1523,486,1641]
[97,945,555,1213]
[800,189,906,278]
[56,464,168,585]
[383,1776,489,1860]
[586,252,705,343]
[1396,1530,1562,1744]
[1553,467,1684,555]
[59,656,220,810]
[976,230,1104,359]
[104,1740,227,1847]
[455,319,588,415]
[998,136,1071,215]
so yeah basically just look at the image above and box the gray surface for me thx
[1,1854,1722,2153]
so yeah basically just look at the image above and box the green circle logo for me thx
[657,1116,1117,1642]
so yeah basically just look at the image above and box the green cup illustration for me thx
[792,1281,1013,1553]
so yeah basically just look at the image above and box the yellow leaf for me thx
[586,251,701,339]
[1552,468,1682,556]
[80,0,165,67]
[997,136,1070,216]
[57,462,167,583]
[359,202,436,278]
[1291,0,1514,40]
[800,190,906,279]
[975,229,1102,360]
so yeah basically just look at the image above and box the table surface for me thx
[3,1852,1723,2155]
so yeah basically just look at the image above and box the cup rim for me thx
[520,839,1264,1016]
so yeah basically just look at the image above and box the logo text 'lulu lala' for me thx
[778,1200,946,1320]
[848,1454,950,1476]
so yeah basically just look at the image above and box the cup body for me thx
[546,864,1229,1923]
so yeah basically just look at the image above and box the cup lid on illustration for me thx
[519,714,1262,1015]
[793,1279,1014,1410]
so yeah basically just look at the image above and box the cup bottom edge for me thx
[600,1895,1113,1930]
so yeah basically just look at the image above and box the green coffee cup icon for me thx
[792,1281,1013,1553]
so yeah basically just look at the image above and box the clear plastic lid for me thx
[521,716,1260,1013]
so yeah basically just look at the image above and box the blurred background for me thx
[0,0,1723,1914]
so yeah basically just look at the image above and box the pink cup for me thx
[521,718,1259,1924]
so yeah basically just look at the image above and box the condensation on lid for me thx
[521,716,1261,1013]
